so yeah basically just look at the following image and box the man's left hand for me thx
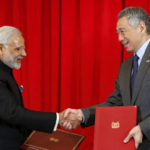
[124,125,143,149]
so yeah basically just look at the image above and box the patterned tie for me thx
[131,54,139,96]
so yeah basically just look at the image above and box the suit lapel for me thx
[132,43,150,104]
[0,61,24,106]
[123,57,132,105]
[7,74,24,106]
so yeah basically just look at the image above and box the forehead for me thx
[116,16,130,30]
[8,33,24,46]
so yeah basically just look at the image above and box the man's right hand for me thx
[59,108,83,130]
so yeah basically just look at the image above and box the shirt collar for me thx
[136,38,150,59]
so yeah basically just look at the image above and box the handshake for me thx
[58,108,83,130]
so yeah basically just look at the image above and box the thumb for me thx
[64,108,77,118]
[124,133,132,143]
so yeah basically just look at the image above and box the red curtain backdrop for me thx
[0,0,150,149]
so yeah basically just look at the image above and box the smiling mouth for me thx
[17,58,23,63]
[122,41,129,48]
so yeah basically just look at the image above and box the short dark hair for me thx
[118,7,150,34]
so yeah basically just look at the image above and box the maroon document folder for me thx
[21,129,85,150]
[93,106,137,150]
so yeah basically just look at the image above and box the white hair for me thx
[0,26,21,45]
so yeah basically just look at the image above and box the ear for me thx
[138,21,146,33]
[0,44,4,59]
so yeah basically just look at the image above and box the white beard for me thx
[1,49,21,69]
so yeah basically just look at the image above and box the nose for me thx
[118,33,124,42]
[21,49,27,57]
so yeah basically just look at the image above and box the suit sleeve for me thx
[0,80,56,133]
[81,77,123,128]
[139,117,150,140]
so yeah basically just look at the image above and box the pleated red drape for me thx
[0,0,60,112]
[59,1,122,149]
[0,0,149,149]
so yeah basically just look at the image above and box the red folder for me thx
[21,129,85,150]
[93,106,137,150]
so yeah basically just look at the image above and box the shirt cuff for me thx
[81,110,85,123]
[53,113,59,131]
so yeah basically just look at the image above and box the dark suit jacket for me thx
[0,61,57,150]
[81,42,150,149]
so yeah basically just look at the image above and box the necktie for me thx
[131,54,139,95]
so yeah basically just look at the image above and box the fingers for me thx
[63,121,72,130]
[124,125,143,149]
[59,108,83,130]
[135,141,139,149]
